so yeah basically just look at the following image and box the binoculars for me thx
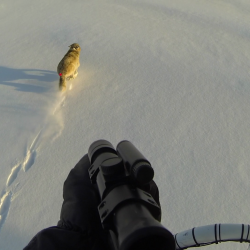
[88,140,175,250]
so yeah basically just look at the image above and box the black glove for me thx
[57,154,110,249]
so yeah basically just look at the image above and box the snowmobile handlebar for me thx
[87,139,175,250]
[175,223,250,249]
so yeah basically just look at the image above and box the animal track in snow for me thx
[22,149,37,172]
[6,163,21,187]
[0,191,12,231]
[0,92,66,233]
[21,128,41,172]
[0,132,40,233]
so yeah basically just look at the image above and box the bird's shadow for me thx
[0,66,58,93]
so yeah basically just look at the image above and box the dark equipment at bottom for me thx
[88,140,175,250]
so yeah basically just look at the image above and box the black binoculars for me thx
[88,140,175,250]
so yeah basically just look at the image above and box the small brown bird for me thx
[57,43,81,91]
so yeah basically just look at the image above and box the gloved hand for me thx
[57,154,110,249]
[57,154,162,249]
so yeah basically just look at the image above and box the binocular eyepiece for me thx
[88,140,175,250]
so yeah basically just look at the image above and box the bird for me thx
[57,43,81,91]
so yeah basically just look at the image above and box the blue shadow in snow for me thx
[0,66,58,93]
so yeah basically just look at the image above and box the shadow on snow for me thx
[0,66,58,93]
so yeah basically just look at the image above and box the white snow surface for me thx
[0,0,250,249]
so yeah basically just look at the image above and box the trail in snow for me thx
[0,88,66,232]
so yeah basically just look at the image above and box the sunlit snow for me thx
[0,0,250,249]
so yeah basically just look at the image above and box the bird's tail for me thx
[59,74,66,91]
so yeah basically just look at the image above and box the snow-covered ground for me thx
[1,0,250,249]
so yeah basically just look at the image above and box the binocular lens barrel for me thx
[117,140,154,185]
[88,139,117,164]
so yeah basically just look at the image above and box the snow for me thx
[1,0,250,249]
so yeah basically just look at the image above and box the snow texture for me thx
[0,0,250,249]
